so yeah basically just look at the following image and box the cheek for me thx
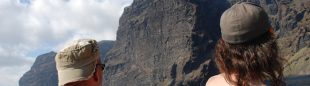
[98,70,103,80]
[96,68,103,81]
[94,70,103,86]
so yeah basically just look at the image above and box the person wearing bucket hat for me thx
[55,39,105,86]
[206,2,285,86]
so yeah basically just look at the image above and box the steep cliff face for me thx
[19,0,309,86]
[19,52,58,86]
[274,0,310,77]
[103,0,230,85]
[104,0,309,86]
[19,41,115,86]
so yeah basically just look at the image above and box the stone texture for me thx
[103,0,309,86]
[19,52,58,86]
[19,0,310,86]
[103,0,230,85]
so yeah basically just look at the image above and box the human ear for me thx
[93,69,100,81]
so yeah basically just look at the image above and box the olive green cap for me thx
[220,2,270,44]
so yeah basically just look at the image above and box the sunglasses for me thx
[96,64,105,70]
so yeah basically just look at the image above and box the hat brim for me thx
[57,61,96,86]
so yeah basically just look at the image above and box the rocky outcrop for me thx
[284,47,310,76]
[19,52,58,86]
[19,0,309,86]
[103,0,229,85]
[19,41,115,86]
[272,0,310,77]
[103,0,309,86]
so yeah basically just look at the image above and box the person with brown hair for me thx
[206,2,286,86]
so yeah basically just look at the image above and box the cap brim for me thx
[57,62,96,86]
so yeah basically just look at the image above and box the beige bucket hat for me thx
[55,39,99,86]
[220,2,270,44]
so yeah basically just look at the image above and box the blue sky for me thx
[0,0,133,86]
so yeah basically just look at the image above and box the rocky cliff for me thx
[19,0,309,86]
[103,0,227,85]
[103,0,309,86]
[273,0,310,77]
[19,41,115,86]
[19,52,58,86]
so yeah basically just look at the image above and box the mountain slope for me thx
[19,0,309,86]
[103,0,309,86]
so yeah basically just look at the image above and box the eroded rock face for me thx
[19,52,58,86]
[104,0,309,86]
[19,0,309,86]
[103,0,231,85]
[19,41,115,86]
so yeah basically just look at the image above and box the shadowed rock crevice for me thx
[183,0,229,74]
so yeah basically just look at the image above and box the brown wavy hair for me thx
[215,29,286,86]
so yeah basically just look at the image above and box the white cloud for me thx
[0,0,133,86]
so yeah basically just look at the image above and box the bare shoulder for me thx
[205,74,222,86]
[205,74,229,86]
